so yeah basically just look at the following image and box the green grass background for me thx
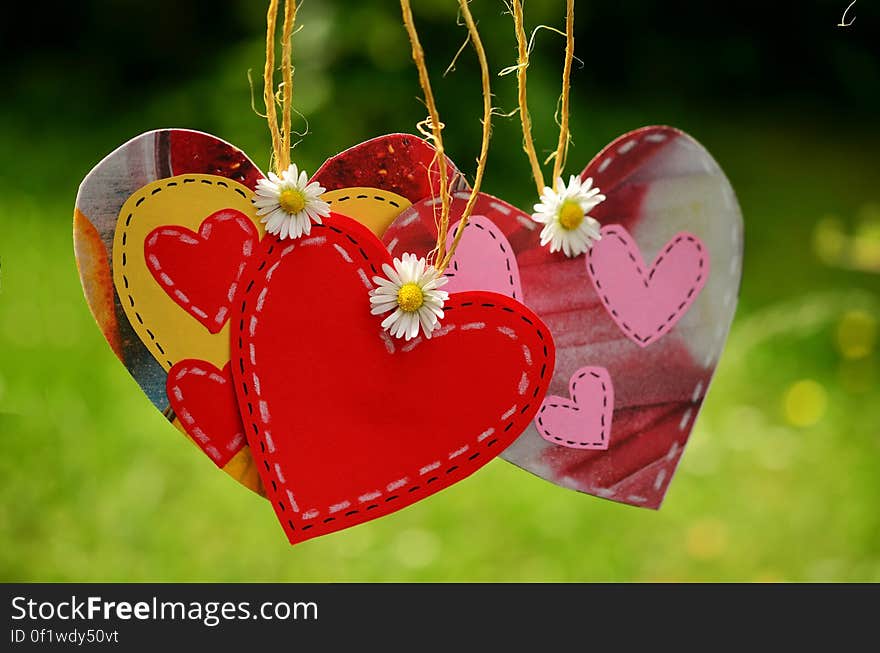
[1,0,879,581]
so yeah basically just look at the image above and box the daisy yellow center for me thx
[279,188,306,214]
[397,282,425,312]
[558,200,586,231]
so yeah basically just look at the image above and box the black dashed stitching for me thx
[120,176,255,369]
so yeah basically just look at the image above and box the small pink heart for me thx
[587,225,708,348]
[433,215,522,300]
[535,367,614,450]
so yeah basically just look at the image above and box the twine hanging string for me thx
[508,0,575,193]
[437,0,492,273]
[399,0,451,264]
[399,0,493,274]
[264,0,298,173]
[510,0,545,195]
[280,0,297,171]
[552,0,575,183]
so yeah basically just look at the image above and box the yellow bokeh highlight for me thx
[853,204,880,272]
[783,379,828,427]
[812,216,846,264]
[835,309,877,360]
[812,205,880,273]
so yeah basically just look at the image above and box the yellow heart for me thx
[113,175,258,369]
[112,175,410,493]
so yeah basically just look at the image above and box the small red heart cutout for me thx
[145,208,258,333]
[231,215,555,544]
[167,360,246,467]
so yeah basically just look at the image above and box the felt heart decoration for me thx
[536,367,614,450]
[231,214,554,544]
[438,215,523,301]
[313,133,468,200]
[587,225,708,347]
[166,361,246,468]
[384,126,743,508]
[145,209,259,334]
[114,175,260,371]
[75,129,461,492]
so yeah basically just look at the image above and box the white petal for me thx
[382,263,402,287]
[372,277,399,291]
[304,181,326,195]
[417,309,435,336]
[406,312,421,340]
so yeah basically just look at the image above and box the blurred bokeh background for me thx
[1,0,878,581]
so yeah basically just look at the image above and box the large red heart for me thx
[166,360,246,468]
[231,214,554,544]
[145,208,258,333]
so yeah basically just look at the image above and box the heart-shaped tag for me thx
[145,209,259,334]
[166,361,246,467]
[439,215,523,301]
[231,214,554,543]
[587,225,708,348]
[75,129,462,492]
[536,367,614,450]
[383,126,743,508]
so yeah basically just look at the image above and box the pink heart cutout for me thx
[536,367,614,450]
[587,225,708,348]
[443,215,522,300]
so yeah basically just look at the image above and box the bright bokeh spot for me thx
[853,204,880,272]
[835,310,877,360]
[812,216,846,264]
[783,379,828,427]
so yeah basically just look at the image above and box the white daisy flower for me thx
[252,163,331,240]
[369,253,449,341]
[532,175,606,257]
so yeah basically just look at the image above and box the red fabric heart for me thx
[145,209,258,333]
[312,133,462,203]
[231,214,554,544]
[167,360,246,467]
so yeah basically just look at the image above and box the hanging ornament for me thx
[381,0,743,509]
[74,0,555,544]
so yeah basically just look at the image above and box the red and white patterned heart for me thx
[383,126,743,508]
